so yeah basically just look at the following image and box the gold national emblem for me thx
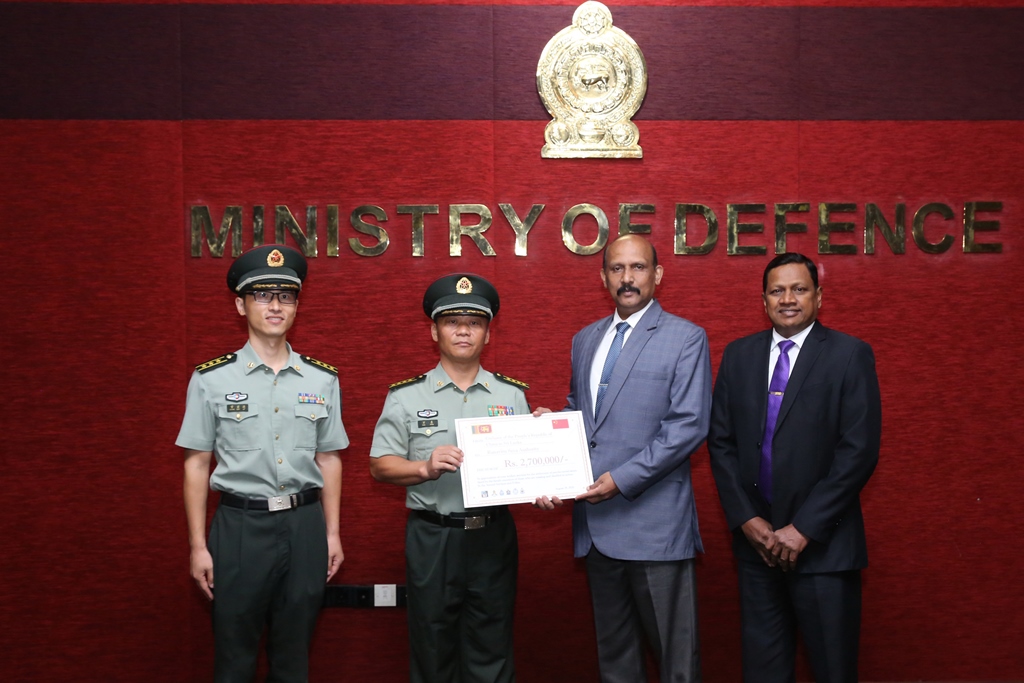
[456,277,473,294]
[537,1,648,159]
[267,249,285,267]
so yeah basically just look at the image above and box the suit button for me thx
[589,441,597,448]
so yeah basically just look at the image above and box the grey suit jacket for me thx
[566,300,712,561]
[708,321,882,572]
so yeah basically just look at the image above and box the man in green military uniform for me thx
[370,273,530,683]
[178,244,349,682]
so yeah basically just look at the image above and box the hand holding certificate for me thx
[454,411,593,508]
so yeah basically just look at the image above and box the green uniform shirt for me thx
[370,363,530,515]
[176,342,349,498]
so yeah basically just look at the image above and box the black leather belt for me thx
[220,488,321,512]
[414,508,505,530]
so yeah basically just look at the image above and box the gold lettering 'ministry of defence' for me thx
[537,2,648,159]
[190,202,1003,258]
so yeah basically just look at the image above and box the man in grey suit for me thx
[708,253,881,682]
[538,234,711,683]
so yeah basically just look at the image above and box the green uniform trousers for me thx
[405,509,518,683]
[209,500,327,683]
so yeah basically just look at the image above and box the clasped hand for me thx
[741,517,808,572]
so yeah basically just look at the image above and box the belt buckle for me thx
[463,515,486,530]
[267,495,293,512]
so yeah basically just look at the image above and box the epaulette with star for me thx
[389,374,427,390]
[196,353,238,374]
[301,355,338,376]
[494,373,529,391]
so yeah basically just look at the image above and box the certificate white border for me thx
[455,411,593,508]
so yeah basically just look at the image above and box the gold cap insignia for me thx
[267,249,285,267]
[537,1,648,159]
[456,277,473,294]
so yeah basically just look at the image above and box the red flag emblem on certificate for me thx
[472,425,492,434]
[552,419,569,429]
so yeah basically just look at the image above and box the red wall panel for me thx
[2,2,1023,682]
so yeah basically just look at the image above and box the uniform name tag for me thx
[227,404,249,413]
[418,419,439,428]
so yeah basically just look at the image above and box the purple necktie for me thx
[760,339,795,503]
[595,322,630,417]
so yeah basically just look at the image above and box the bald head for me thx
[602,234,658,270]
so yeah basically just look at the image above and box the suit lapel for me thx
[579,315,611,433]
[752,331,773,434]
[594,302,662,430]
[775,322,827,430]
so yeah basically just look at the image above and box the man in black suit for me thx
[708,252,881,683]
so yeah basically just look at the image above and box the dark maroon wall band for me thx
[2,4,1022,121]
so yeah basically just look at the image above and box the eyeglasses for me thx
[249,290,298,305]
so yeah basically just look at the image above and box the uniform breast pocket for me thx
[216,403,261,451]
[408,420,449,461]
[294,404,329,449]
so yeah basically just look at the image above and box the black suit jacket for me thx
[708,322,881,573]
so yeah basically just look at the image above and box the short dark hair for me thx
[602,235,658,269]
[762,253,818,292]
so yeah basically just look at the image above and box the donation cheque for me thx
[455,411,594,508]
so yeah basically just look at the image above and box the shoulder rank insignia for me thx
[389,374,427,390]
[301,355,338,375]
[494,373,530,391]
[196,353,237,374]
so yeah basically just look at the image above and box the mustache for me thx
[617,284,641,296]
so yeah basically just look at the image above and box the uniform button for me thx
[236,415,242,421]
[278,458,283,464]
[425,429,432,435]
[275,434,280,440]
[310,413,315,419]
[464,397,468,403]
[275,407,279,413]
[280,485,285,490]
[589,441,597,448]
[273,380,278,386]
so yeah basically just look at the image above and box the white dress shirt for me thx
[767,321,816,386]
[589,299,655,415]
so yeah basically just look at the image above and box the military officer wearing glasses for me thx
[369,273,530,683]
[178,244,349,682]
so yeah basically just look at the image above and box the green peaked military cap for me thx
[423,273,500,320]
[227,245,308,293]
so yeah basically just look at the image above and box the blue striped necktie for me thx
[595,322,630,417]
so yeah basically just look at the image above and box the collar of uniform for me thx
[427,363,494,393]
[237,341,304,375]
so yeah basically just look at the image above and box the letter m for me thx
[191,205,243,257]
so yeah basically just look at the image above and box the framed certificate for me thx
[454,411,594,508]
